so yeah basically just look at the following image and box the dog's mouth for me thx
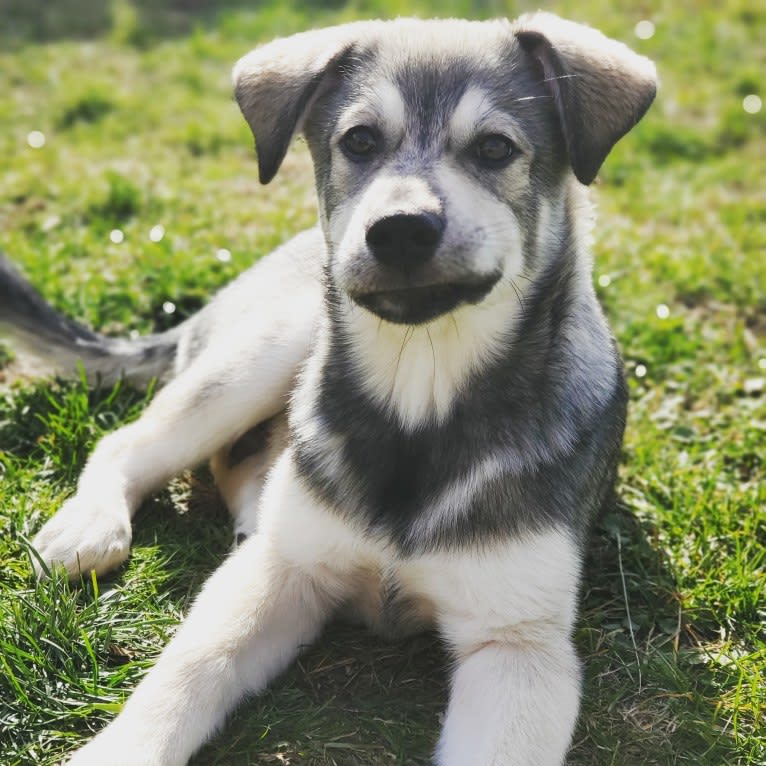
[351,276,500,325]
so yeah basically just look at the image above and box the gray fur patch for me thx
[0,253,179,386]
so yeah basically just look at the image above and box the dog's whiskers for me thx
[542,73,578,83]
[507,278,527,314]
[511,94,553,103]
[425,326,437,393]
[392,325,415,389]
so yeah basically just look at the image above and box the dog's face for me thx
[234,16,656,325]
[305,26,566,325]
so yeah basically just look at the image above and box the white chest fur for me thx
[340,283,521,430]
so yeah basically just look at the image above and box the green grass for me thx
[0,0,764,764]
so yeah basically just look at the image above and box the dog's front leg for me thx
[65,453,351,766]
[66,536,335,766]
[435,634,581,766]
[31,326,308,578]
[403,531,582,766]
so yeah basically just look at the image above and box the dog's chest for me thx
[290,290,628,551]
[296,416,452,511]
[293,393,504,549]
[350,429,439,512]
[292,368,626,554]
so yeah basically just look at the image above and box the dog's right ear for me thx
[233,25,364,185]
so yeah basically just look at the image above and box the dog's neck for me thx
[332,281,523,429]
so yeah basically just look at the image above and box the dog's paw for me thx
[63,723,177,766]
[65,740,161,766]
[32,495,131,579]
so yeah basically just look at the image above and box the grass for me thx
[0,0,764,764]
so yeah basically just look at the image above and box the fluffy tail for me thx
[0,254,181,386]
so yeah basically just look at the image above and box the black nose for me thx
[366,213,445,269]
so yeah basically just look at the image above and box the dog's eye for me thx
[342,126,379,159]
[475,134,516,165]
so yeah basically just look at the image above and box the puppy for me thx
[0,13,656,765]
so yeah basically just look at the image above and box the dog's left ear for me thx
[233,24,366,185]
[515,13,657,185]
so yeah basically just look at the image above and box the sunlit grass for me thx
[0,1,764,764]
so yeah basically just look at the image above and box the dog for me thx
[0,13,657,765]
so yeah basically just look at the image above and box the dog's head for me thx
[234,15,656,325]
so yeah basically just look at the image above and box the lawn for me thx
[0,0,764,764]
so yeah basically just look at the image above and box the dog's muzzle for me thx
[348,213,499,324]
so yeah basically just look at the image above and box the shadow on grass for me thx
[571,502,738,765]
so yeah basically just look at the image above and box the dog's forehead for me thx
[340,19,537,135]
[366,17,511,59]
[362,18,513,88]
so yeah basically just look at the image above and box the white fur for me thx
[341,279,520,429]
[433,159,527,277]
[369,78,406,133]
[448,86,494,144]
[66,458,348,766]
[404,531,582,766]
[436,637,580,766]
[33,235,323,578]
[399,529,580,646]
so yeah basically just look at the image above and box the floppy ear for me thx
[514,13,657,185]
[233,25,366,184]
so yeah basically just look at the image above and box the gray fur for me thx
[0,253,180,385]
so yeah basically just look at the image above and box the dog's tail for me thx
[0,254,181,386]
